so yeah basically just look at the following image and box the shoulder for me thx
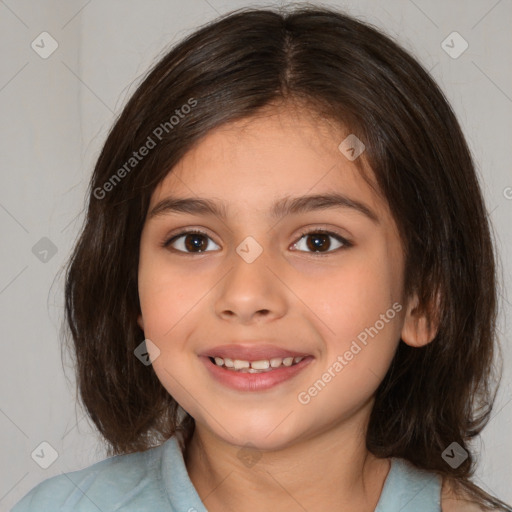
[10,444,167,512]
[441,477,490,512]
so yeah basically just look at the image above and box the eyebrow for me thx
[147,192,379,224]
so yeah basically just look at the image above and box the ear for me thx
[400,292,439,348]
[137,313,144,331]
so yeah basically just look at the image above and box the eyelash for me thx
[161,228,352,256]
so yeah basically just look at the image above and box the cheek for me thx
[138,252,205,340]
[313,252,400,334]
[137,266,200,404]
[308,248,403,379]
[137,258,214,398]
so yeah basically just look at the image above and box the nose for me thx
[213,244,288,324]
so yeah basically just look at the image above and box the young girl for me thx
[11,5,511,512]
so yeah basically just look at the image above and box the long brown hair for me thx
[62,5,510,510]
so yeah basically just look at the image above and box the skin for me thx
[137,104,438,512]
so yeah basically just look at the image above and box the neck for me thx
[183,402,391,512]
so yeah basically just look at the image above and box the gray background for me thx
[1,0,511,509]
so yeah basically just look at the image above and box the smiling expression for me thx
[137,104,410,450]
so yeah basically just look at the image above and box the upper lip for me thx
[199,343,311,361]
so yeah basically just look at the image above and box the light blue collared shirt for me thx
[11,435,441,511]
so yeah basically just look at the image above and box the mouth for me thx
[200,353,314,392]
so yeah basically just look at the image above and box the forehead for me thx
[149,106,386,220]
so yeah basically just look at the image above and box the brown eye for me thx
[291,230,351,254]
[164,231,220,253]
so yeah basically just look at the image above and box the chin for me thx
[206,414,305,452]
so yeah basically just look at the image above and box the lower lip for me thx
[200,356,314,392]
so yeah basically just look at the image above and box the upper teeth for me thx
[212,356,305,371]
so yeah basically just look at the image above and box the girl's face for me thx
[137,106,413,450]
